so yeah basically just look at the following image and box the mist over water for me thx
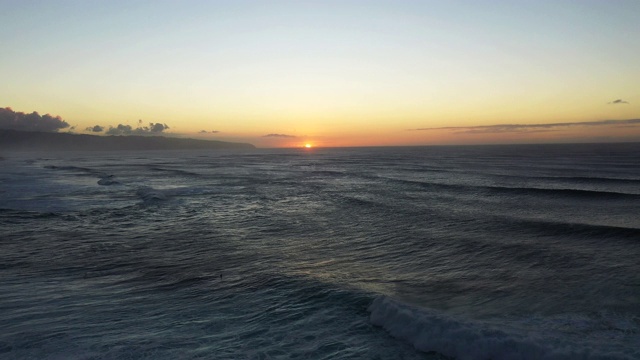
[1,144,639,359]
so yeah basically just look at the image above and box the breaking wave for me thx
[368,296,639,360]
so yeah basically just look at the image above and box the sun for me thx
[304,143,312,148]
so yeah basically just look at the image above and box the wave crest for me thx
[368,296,636,360]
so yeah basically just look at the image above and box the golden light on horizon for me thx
[1,2,639,148]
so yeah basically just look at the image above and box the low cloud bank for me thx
[0,107,70,132]
[105,122,169,135]
[411,119,640,134]
[86,125,104,132]
[263,133,296,138]
[0,107,173,137]
[609,99,629,104]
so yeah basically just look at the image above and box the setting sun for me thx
[305,143,312,148]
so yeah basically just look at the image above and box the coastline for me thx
[0,129,255,151]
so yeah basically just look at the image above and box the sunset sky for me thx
[1,0,639,147]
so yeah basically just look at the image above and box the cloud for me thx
[262,133,296,138]
[106,124,133,135]
[86,125,105,132]
[105,122,170,136]
[609,99,629,104]
[410,119,640,134]
[149,123,169,133]
[0,107,70,132]
[199,130,220,134]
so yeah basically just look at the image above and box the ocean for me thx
[1,143,639,359]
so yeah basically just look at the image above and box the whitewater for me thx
[1,143,639,359]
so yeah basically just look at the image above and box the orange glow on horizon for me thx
[304,143,312,148]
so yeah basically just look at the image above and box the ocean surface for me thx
[1,143,639,360]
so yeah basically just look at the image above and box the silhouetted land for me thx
[0,129,255,151]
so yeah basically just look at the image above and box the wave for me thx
[43,165,93,172]
[136,186,168,202]
[368,296,638,360]
[517,175,640,185]
[44,164,120,186]
[486,186,639,199]
[0,208,64,219]
[97,174,120,185]
[148,166,201,177]
[384,177,639,200]
[507,218,640,241]
[386,162,640,183]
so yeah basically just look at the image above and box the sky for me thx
[1,0,639,148]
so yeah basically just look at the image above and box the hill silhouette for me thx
[0,130,255,151]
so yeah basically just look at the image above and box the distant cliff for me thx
[0,130,255,151]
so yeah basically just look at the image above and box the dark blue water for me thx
[1,143,639,359]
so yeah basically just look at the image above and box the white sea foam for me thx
[368,296,638,360]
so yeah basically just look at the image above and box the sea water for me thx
[1,143,639,359]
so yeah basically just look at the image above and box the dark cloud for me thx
[149,123,169,133]
[455,127,556,134]
[410,119,640,134]
[86,125,105,132]
[609,99,629,104]
[0,107,70,132]
[106,124,133,135]
[105,122,170,136]
[263,133,296,138]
